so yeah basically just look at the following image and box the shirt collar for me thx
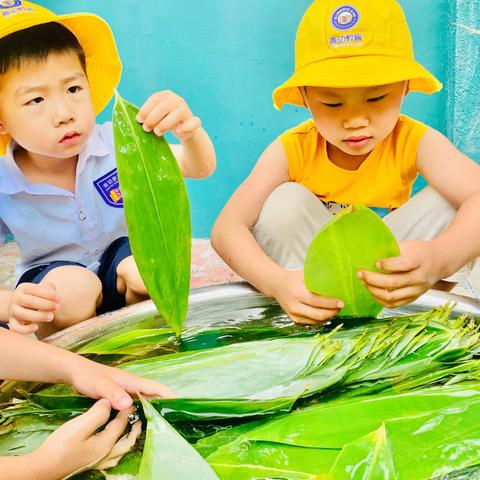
[0,125,111,194]
[77,124,111,174]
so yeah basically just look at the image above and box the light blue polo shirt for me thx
[0,122,128,279]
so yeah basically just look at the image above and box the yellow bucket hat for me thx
[273,0,442,109]
[0,0,122,154]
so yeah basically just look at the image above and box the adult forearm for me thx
[0,289,12,321]
[431,193,480,278]
[211,220,286,298]
[0,328,74,384]
[178,128,216,178]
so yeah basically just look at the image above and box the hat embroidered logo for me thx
[331,5,360,30]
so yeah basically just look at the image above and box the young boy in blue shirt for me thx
[212,0,480,325]
[0,2,216,337]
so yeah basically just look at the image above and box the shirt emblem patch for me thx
[93,168,123,208]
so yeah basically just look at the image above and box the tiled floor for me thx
[0,240,240,291]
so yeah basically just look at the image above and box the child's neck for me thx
[15,148,78,193]
[327,142,370,171]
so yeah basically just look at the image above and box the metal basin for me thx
[43,281,480,351]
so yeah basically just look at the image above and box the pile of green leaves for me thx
[1,305,480,479]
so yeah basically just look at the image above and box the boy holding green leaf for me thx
[212,0,480,325]
[0,2,216,337]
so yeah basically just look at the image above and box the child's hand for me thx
[136,90,201,141]
[357,240,442,309]
[30,399,140,478]
[67,356,176,411]
[272,270,343,325]
[8,282,61,335]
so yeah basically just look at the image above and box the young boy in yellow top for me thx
[0,2,215,337]
[212,0,480,325]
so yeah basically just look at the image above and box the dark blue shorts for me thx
[17,237,132,314]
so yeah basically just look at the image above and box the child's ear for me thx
[0,122,8,135]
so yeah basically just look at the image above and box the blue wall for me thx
[39,1,453,236]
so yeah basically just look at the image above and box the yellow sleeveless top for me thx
[280,115,428,210]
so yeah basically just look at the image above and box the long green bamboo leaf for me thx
[304,205,400,317]
[77,328,175,355]
[138,396,219,479]
[113,93,191,335]
[29,306,480,421]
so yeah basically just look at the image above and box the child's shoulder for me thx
[280,118,317,139]
[397,114,427,129]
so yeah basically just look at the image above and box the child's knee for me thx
[254,182,320,238]
[116,256,147,296]
[41,266,102,326]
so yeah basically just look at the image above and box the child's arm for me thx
[211,139,343,324]
[360,128,480,308]
[136,90,216,178]
[0,327,175,408]
[0,328,175,479]
[0,399,137,480]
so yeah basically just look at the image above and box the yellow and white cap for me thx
[273,0,442,109]
[0,0,122,154]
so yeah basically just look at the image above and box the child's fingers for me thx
[96,408,131,445]
[139,101,174,132]
[10,304,54,323]
[366,284,422,307]
[98,381,133,411]
[153,107,188,136]
[303,292,344,310]
[126,376,177,399]
[106,368,177,400]
[136,92,167,123]
[95,421,141,470]
[376,255,420,273]
[97,420,141,469]
[68,399,112,440]
[19,283,61,302]
[174,116,201,136]
[290,312,330,326]
[8,317,38,334]
[293,303,339,323]
[357,270,418,291]
[17,292,59,312]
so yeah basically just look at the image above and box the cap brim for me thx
[273,55,442,109]
[59,13,122,115]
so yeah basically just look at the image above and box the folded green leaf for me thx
[113,92,191,335]
[304,205,400,317]
[138,396,219,479]
[328,424,397,480]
